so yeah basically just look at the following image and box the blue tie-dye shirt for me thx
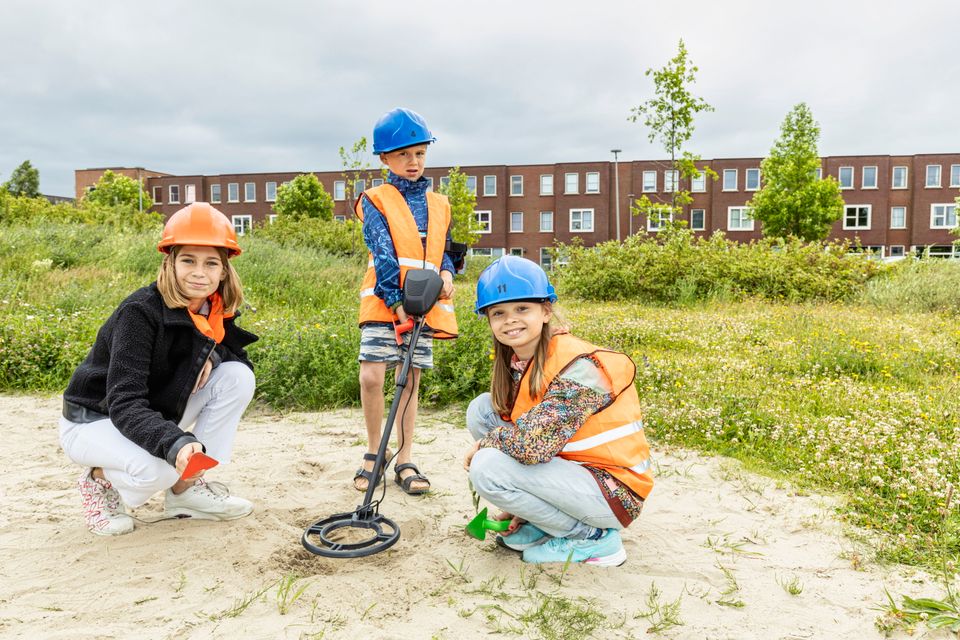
[361,171,455,310]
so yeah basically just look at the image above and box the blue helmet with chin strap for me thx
[372,108,436,154]
[475,255,557,315]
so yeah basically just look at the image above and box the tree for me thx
[3,160,40,198]
[436,166,482,246]
[273,173,334,221]
[339,136,371,205]
[629,39,715,226]
[748,103,844,241]
[83,170,154,211]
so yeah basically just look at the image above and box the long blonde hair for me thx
[156,245,244,313]
[488,304,564,415]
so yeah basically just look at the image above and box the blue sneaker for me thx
[496,523,549,551]
[521,529,626,567]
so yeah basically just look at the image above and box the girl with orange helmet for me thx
[59,202,258,536]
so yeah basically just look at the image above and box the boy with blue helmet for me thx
[353,107,459,495]
[464,256,653,566]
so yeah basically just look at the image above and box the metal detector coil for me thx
[302,269,443,558]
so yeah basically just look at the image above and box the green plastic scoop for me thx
[465,507,511,540]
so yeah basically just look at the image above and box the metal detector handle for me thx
[393,318,414,345]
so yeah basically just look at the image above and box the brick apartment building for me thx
[76,153,960,266]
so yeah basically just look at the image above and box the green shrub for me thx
[863,258,960,314]
[254,215,365,257]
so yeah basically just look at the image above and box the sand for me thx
[0,394,949,639]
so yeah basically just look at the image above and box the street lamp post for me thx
[611,149,622,242]
[627,193,635,237]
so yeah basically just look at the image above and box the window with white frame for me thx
[153,186,162,203]
[892,166,908,189]
[539,211,553,232]
[585,172,600,193]
[951,164,960,187]
[425,176,433,191]
[890,206,907,229]
[265,182,277,202]
[334,214,346,222]
[838,166,854,189]
[931,203,957,228]
[169,185,180,204]
[814,167,822,180]
[540,247,552,270]
[483,175,496,196]
[354,179,366,196]
[564,173,579,194]
[510,211,523,232]
[466,176,477,194]
[664,170,678,193]
[690,208,706,231]
[333,180,345,200]
[210,184,221,203]
[647,208,673,232]
[471,248,493,257]
[728,206,754,231]
[843,205,871,230]
[889,245,905,257]
[372,178,384,188]
[439,176,450,190]
[474,210,491,233]
[268,214,278,224]
[228,183,239,203]
[745,168,760,191]
[540,174,553,195]
[642,170,657,193]
[722,169,738,191]
[231,215,252,236]
[509,247,524,256]
[244,182,256,202]
[926,164,941,187]
[691,171,706,192]
[569,208,594,232]
[862,166,878,189]
[184,184,196,204]
[511,175,524,196]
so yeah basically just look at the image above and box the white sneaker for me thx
[164,479,253,521]
[78,469,134,536]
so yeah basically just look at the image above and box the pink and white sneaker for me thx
[77,469,134,536]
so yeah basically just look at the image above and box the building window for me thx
[372,178,384,188]
[539,211,554,232]
[862,166,878,189]
[439,176,450,190]
[333,180,345,200]
[169,185,180,204]
[888,245,905,258]
[951,164,960,187]
[569,208,594,232]
[931,203,957,228]
[664,170,678,193]
[210,184,221,203]
[474,210,491,233]
[647,208,673,232]
[510,211,523,232]
[540,247,552,270]
[354,179,366,196]
[892,166,908,189]
[244,182,256,202]
[585,172,600,194]
[471,248,493,258]
[728,206,754,231]
[511,175,524,196]
[483,175,497,196]
[509,247,524,256]
[691,172,706,193]
[690,208,705,231]
[184,184,196,204]
[231,215,252,236]
[265,182,277,202]
[722,169,738,191]
[268,214,278,224]
[153,186,162,203]
[838,166,854,189]
[814,167,822,180]
[843,205,871,230]
[745,168,760,191]
[540,175,553,195]
[565,173,578,194]
[228,183,239,203]
[890,206,907,229]
[642,171,657,193]
[466,176,477,194]
[425,176,433,191]
[334,214,346,222]
[926,165,941,187]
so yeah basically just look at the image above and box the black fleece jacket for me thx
[63,283,258,465]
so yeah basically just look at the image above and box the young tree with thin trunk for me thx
[273,173,334,221]
[436,166,482,247]
[3,160,40,198]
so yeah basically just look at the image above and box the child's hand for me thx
[463,441,481,470]
[493,511,526,534]
[395,306,409,325]
[193,357,213,393]
[440,270,454,299]
[175,442,204,479]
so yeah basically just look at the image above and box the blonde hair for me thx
[156,245,244,313]
[488,303,564,416]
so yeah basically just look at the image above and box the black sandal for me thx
[394,462,431,495]
[353,453,381,492]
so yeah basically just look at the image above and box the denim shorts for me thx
[358,322,434,369]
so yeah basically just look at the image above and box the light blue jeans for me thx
[466,392,622,539]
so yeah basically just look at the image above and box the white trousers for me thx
[59,362,255,507]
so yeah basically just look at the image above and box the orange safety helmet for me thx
[157,202,242,257]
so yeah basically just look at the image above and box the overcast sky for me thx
[3,0,959,196]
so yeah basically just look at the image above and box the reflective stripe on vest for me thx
[355,185,458,339]
[561,420,644,453]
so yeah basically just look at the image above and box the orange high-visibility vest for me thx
[510,333,653,501]
[355,184,458,339]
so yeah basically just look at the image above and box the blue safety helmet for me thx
[372,108,436,154]
[475,255,558,315]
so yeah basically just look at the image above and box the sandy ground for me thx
[0,393,950,640]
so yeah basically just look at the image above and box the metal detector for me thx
[302,269,444,558]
